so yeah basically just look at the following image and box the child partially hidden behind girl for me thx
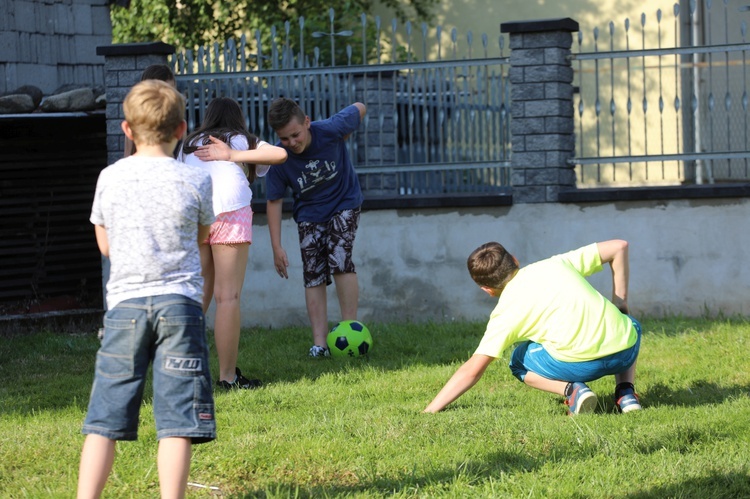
[178,98,287,389]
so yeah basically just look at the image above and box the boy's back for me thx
[79,79,217,499]
[91,155,214,309]
[475,243,636,362]
[425,239,642,416]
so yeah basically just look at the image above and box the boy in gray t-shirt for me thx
[78,80,216,499]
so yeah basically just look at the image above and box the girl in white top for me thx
[179,97,287,389]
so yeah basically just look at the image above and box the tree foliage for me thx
[111,0,438,64]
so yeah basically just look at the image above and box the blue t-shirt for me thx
[265,105,364,223]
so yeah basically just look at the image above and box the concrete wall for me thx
[0,0,111,94]
[212,196,750,329]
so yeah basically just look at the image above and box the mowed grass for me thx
[1,317,749,498]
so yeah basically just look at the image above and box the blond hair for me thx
[123,80,185,147]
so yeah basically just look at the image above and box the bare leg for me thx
[211,243,249,382]
[333,272,358,320]
[77,434,116,499]
[615,360,637,386]
[305,284,328,346]
[157,437,191,499]
[523,371,568,396]
[199,243,214,314]
[613,360,641,411]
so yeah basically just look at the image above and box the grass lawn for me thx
[1,317,749,498]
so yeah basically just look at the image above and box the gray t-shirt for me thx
[90,156,215,309]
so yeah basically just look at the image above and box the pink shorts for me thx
[206,205,253,245]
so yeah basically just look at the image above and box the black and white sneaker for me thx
[216,367,262,390]
[308,345,331,358]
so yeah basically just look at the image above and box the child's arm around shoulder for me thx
[596,239,629,314]
[193,136,288,164]
[423,354,495,413]
[253,140,288,164]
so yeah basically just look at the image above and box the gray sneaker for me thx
[565,382,597,415]
[309,345,330,357]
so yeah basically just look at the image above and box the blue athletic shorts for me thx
[82,294,216,443]
[509,317,642,383]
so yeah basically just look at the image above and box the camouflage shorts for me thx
[297,208,360,287]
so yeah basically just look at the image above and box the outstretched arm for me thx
[193,136,288,164]
[596,239,629,314]
[424,354,494,413]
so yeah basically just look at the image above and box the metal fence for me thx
[572,0,750,187]
[171,11,512,199]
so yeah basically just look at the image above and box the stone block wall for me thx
[1,0,111,95]
[501,18,579,203]
[96,42,175,164]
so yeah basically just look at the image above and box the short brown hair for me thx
[267,97,306,130]
[467,242,519,290]
[140,64,175,83]
[123,80,185,147]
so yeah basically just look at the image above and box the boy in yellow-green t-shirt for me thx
[424,240,642,416]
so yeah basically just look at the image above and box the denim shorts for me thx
[509,317,642,383]
[297,207,360,288]
[82,294,216,443]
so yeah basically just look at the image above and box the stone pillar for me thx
[95,42,175,165]
[501,18,579,203]
[93,42,175,309]
[354,72,399,197]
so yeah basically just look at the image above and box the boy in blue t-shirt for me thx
[266,98,366,357]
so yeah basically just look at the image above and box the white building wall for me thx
[210,198,750,329]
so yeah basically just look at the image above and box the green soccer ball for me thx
[326,320,373,358]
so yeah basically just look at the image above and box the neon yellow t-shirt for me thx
[474,243,636,362]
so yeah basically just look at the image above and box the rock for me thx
[52,83,89,94]
[10,85,43,108]
[40,87,96,112]
[0,94,36,114]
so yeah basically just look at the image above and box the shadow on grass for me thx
[641,381,750,409]
[0,321,483,415]
[4,321,747,416]
[226,449,540,498]
[0,331,98,416]
[222,457,750,498]
[587,380,750,414]
[626,471,750,499]
[241,321,484,386]
[640,316,749,337]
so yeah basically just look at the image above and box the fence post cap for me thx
[96,42,176,57]
[500,18,579,34]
